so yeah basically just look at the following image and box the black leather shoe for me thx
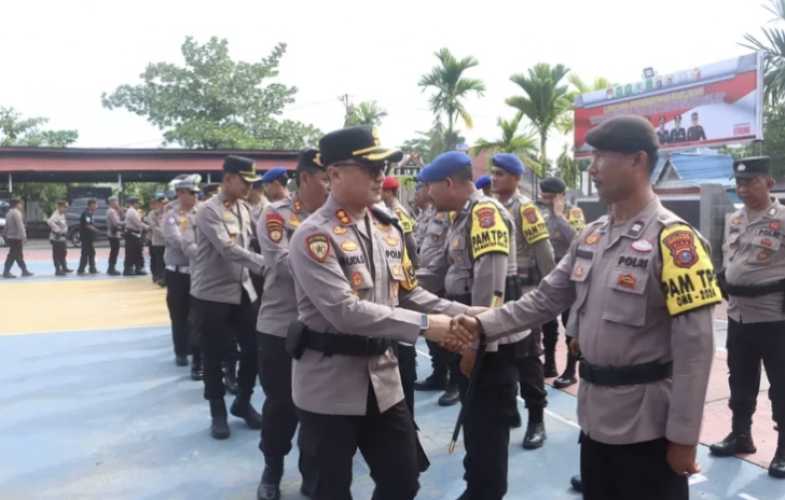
[300,477,316,498]
[522,421,546,449]
[135,270,148,276]
[570,475,583,492]
[710,432,756,456]
[22,271,34,277]
[107,269,121,276]
[438,385,461,407]
[190,361,203,381]
[230,397,262,429]
[55,270,66,276]
[414,373,448,391]
[553,373,577,389]
[89,269,99,274]
[2,272,16,279]
[544,356,558,378]
[257,464,283,500]
[175,355,188,367]
[64,268,74,273]
[770,452,785,479]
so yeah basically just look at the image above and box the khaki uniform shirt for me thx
[190,192,265,304]
[414,209,450,294]
[163,201,197,268]
[288,194,467,416]
[438,190,527,350]
[723,196,785,323]
[146,209,166,246]
[539,203,576,262]
[477,198,719,445]
[47,211,67,242]
[256,195,310,337]
[107,207,124,238]
[124,207,148,234]
[4,208,25,240]
[414,204,434,249]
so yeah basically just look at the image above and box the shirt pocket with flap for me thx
[601,269,649,327]
[747,235,781,265]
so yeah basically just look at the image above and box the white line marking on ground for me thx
[739,493,760,500]
[415,347,581,429]
[688,473,707,486]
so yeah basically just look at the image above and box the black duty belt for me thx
[301,326,393,357]
[725,280,785,298]
[579,360,672,386]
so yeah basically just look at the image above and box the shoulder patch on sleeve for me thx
[399,242,419,292]
[520,202,550,244]
[305,233,331,263]
[266,211,285,243]
[470,201,510,259]
[659,223,721,316]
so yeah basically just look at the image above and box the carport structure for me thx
[0,147,299,191]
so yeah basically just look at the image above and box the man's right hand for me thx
[424,314,476,352]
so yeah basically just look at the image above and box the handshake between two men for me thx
[421,308,488,354]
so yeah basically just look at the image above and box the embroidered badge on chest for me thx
[266,212,285,243]
[333,226,348,235]
[584,232,600,246]
[617,273,637,289]
[384,235,399,247]
[341,240,358,252]
[770,221,781,231]
[631,239,653,253]
[306,234,330,262]
[351,271,363,289]
[663,230,698,268]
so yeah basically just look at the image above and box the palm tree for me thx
[555,74,614,135]
[742,0,785,105]
[344,100,388,127]
[471,113,544,176]
[419,48,486,150]
[506,63,572,170]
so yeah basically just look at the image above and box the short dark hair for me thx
[87,198,97,206]
[57,200,67,206]
[9,198,21,207]
[447,165,474,182]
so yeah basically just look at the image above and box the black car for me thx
[66,198,109,247]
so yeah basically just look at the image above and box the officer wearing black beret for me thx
[712,155,785,478]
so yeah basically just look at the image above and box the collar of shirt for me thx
[604,197,662,249]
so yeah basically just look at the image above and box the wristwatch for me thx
[419,313,429,333]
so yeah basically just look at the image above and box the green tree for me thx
[0,106,78,147]
[743,0,785,105]
[556,145,581,188]
[344,100,388,127]
[506,63,572,170]
[102,36,321,150]
[419,48,485,150]
[471,113,544,175]
[401,120,465,163]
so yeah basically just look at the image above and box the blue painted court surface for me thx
[1,324,783,499]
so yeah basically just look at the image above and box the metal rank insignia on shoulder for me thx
[335,209,351,226]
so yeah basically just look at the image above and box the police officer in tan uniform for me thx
[712,156,785,478]
[146,194,167,285]
[287,126,473,500]
[382,175,417,264]
[48,200,71,276]
[538,176,580,388]
[455,116,719,500]
[190,155,266,439]
[2,198,31,278]
[106,197,124,276]
[123,197,149,276]
[254,150,327,500]
[421,151,528,499]
[491,153,557,450]
[163,177,200,371]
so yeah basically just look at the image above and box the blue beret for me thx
[261,166,288,184]
[419,152,473,183]
[491,153,525,176]
[475,175,491,189]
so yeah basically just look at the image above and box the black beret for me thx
[539,176,567,194]
[223,155,261,183]
[319,126,402,167]
[297,148,325,171]
[126,196,139,204]
[586,115,659,155]
[733,156,770,178]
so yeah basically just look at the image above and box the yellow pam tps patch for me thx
[659,224,721,316]
[520,203,549,244]
[395,208,415,234]
[470,202,510,259]
[568,207,586,232]
[399,242,418,292]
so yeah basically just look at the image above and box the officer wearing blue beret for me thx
[490,152,556,451]
[475,175,492,195]
[261,167,290,203]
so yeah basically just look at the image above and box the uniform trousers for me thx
[542,310,571,355]
[78,239,96,272]
[296,387,420,500]
[458,345,521,500]
[580,434,688,500]
[514,330,547,410]
[150,245,165,281]
[51,240,68,271]
[3,239,28,274]
[193,291,258,400]
[123,233,144,273]
[727,318,785,429]
[397,343,417,417]
[166,270,193,357]
[108,237,121,270]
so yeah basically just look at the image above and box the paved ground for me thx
[2,247,785,499]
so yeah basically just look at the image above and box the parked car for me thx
[66,198,109,247]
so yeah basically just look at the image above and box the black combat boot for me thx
[553,352,578,389]
[710,417,756,456]
[175,355,188,367]
[543,350,558,378]
[438,382,461,407]
[522,406,546,449]
[190,354,203,381]
[769,431,785,479]
[209,399,230,440]
[257,455,284,500]
[414,372,448,391]
[230,392,262,429]
[570,475,583,492]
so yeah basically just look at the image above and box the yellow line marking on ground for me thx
[0,278,170,335]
